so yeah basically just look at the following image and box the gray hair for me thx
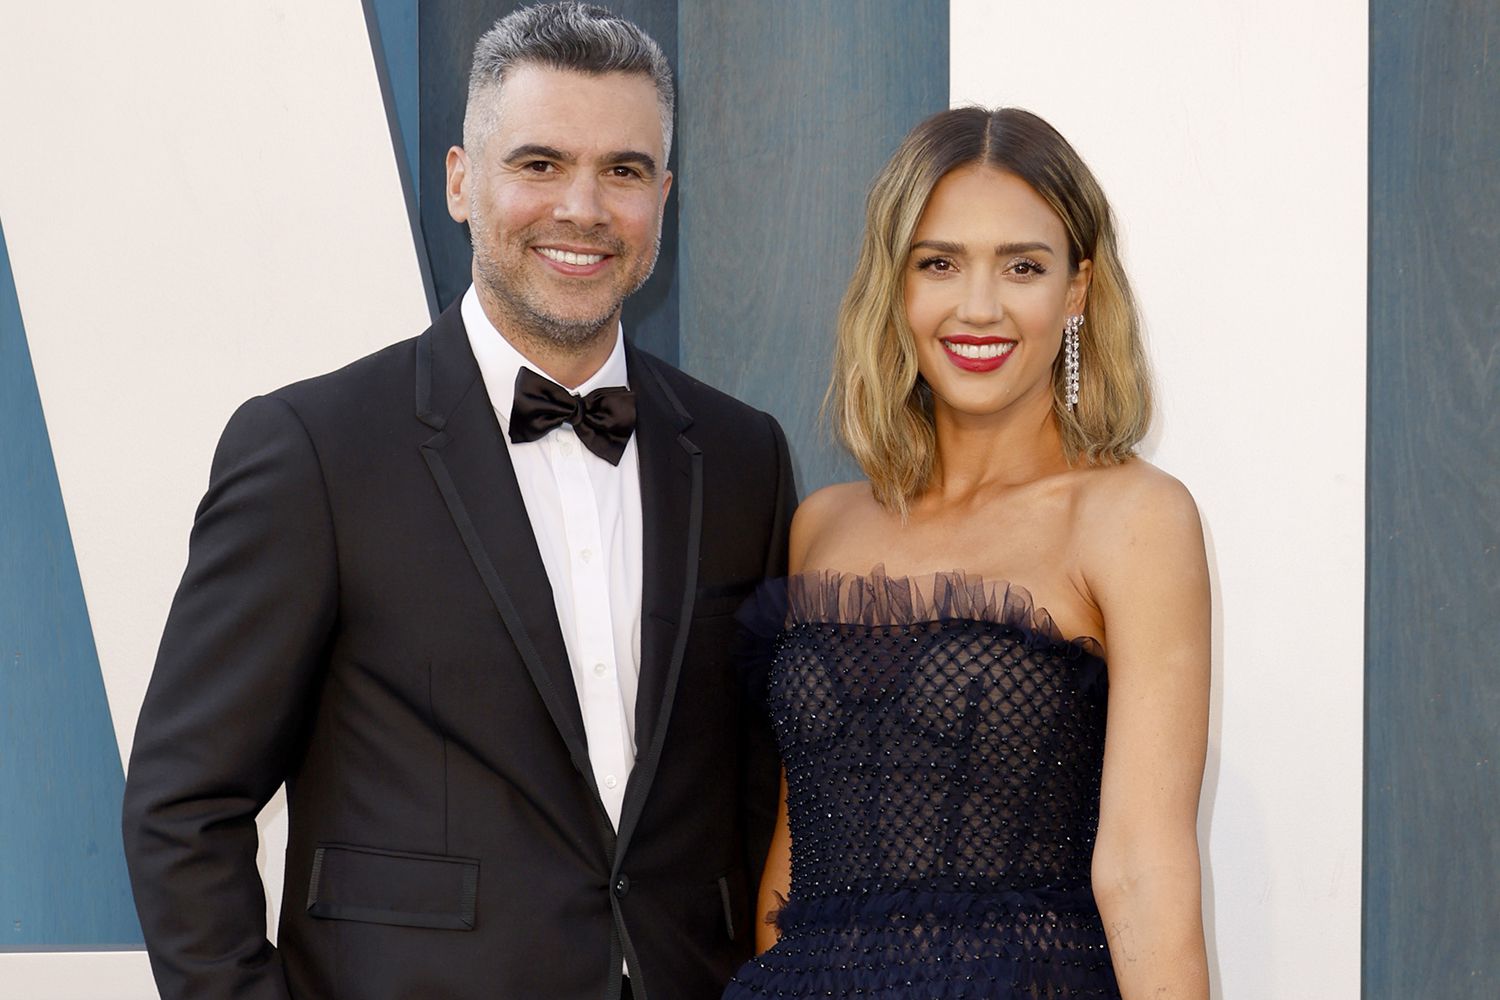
[464,2,675,161]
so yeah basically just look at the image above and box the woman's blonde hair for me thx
[829,107,1152,515]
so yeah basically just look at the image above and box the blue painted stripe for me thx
[365,0,438,319]
[1365,1,1500,993]
[0,218,143,948]
[370,0,419,197]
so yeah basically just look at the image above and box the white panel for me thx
[0,1,430,765]
[952,3,1366,998]
[0,953,158,1000]
[0,0,430,982]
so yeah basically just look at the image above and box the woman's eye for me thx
[1011,258,1046,276]
[916,257,954,273]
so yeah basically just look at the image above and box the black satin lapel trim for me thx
[419,378,592,777]
[415,300,474,431]
[616,354,701,857]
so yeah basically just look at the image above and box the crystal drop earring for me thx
[1063,315,1083,411]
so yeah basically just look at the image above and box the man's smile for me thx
[534,246,608,266]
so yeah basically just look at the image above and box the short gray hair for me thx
[464,2,675,161]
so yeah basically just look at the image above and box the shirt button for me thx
[604,774,618,789]
[580,548,592,562]
[593,661,607,677]
[613,875,630,898]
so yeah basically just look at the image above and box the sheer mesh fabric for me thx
[725,568,1120,999]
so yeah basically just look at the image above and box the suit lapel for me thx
[415,305,592,776]
[617,347,702,854]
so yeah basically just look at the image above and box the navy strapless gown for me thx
[724,569,1121,999]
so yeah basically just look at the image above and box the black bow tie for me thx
[509,366,637,465]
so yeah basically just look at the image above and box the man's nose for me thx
[552,173,610,229]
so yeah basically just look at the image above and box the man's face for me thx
[446,65,672,350]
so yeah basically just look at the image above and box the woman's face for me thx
[903,165,1090,424]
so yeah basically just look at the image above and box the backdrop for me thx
[1,2,1494,998]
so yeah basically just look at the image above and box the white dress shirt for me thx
[462,285,643,830]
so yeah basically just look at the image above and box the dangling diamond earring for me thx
[1063,315,1083,411]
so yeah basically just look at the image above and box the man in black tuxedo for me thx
[122,5,790,998]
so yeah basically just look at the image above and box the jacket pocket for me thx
[306,843,479,930]
[717,867,748,942]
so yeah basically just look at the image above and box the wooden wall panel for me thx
[1366,2,1500,994]
[677,2,949,494]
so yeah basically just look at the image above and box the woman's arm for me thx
[1085,468,1211,999]
[755,769,793,953]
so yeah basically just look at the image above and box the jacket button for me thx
[613,875,630,898]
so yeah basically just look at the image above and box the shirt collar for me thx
[461,283,630,433]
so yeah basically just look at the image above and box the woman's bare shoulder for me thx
[789,481,884,572]
[1077,458,1199,533]
[1074,458,1205,587]
[797,480,877,518]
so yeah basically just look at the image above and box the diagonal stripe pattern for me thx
[0,218,143,948]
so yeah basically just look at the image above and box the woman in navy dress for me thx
[725,108,1211,999]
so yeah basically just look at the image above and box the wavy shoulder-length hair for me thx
[829,107,1152,515]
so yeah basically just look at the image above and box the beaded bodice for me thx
[762,569,1109,905]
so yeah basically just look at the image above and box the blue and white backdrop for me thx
[1,2,1493,998]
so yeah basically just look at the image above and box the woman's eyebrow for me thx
[908,239,1055,256]
[991,240,1054,256]
[910,239,964,255]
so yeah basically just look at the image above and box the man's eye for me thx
[524,161,555,173]
[610,165,643,178]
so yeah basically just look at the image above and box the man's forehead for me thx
[482,64,665,156]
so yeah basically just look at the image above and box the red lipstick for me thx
[940,335,1016,373]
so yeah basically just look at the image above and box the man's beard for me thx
[469,207,661,350]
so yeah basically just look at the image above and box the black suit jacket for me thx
[122,304,793,1000]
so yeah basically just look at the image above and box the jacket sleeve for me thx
[761,412,795,582]
[741,410,796,900]
[122,394,339,1000]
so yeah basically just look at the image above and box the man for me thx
[122,5,791,999]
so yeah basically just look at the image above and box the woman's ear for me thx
[1068,258,1093,315]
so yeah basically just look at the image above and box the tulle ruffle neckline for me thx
[764,565,1104,663]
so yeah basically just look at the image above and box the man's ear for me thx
[446,146,471,224]
[658,169,673,223]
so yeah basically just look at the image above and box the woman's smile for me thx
[940,334,1017,372]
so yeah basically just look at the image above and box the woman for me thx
[724,108,1210,999]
